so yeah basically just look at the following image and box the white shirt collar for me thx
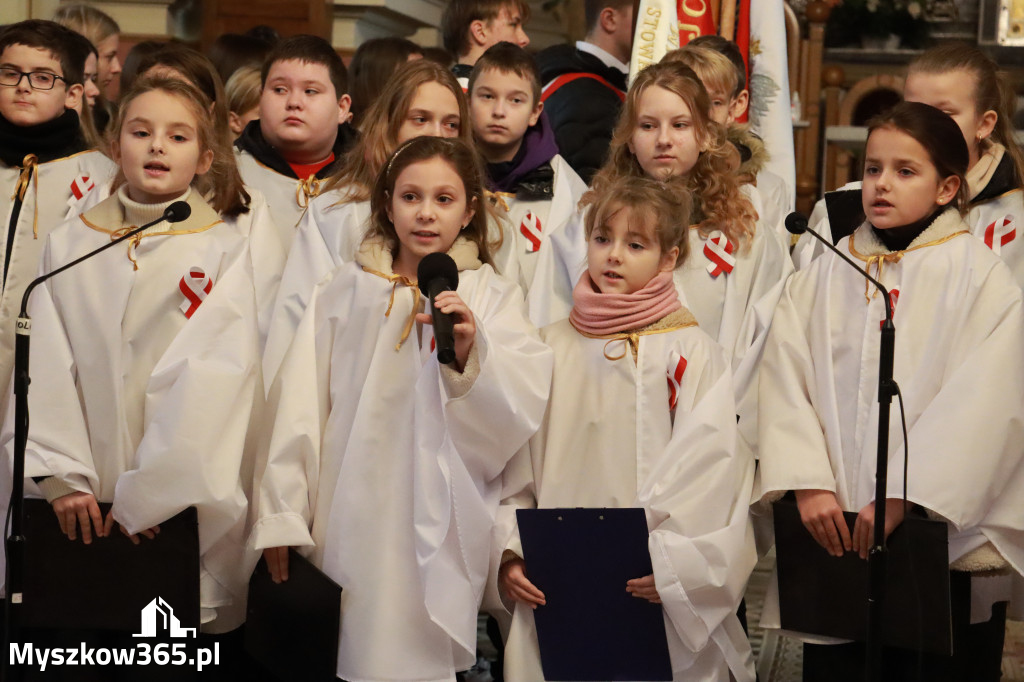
[575,41,629,74]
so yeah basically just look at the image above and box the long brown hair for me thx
[324,60,471,202]
[108,76,250,217]
[368,136,495,268]
[585,61,756,248]
[909,42,1024,189]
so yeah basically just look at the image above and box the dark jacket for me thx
[536,43,627,185]
[234,120,358,179]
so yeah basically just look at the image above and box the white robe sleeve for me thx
[527,206,587,327]
[638,338,756,680]
[412,269,553,661]
[250,282,334,552]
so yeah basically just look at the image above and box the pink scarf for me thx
[569,271,681,335]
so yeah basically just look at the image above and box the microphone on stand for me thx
[4,199,191,677]
[784,211,898,682]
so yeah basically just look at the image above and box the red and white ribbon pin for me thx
[667,351,687,411]
[879,288,899,329]
[703,230,736,278]
[984,215,1016,255]
[67,174,94,208]
[520,211,542,253]
[179,267,212,319]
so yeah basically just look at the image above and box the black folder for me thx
[22,498,200,631]
[245,549,342,682]
[517,508,672,681]
[773,498,951,655]
[824,188,865,245]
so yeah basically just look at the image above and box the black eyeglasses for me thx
[0,67,66,91]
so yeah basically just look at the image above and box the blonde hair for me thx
[586,60,757,247]
[108,76,250,217]
[584,176,693,268]
[662,46,738,104]
[324,59,471,202]
[909,42,1024,188]
[225,65,261,117]
[52,3,119,46]
[368,136,495,268]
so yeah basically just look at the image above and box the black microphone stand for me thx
[786,214,895,682]
[4,202,189,680]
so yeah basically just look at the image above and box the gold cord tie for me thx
[602,333,641,362]
[13,154,40,239]
[363,267,420,351]
[296,176,323,209]
[485,190,514,213]
[860,252,904,303]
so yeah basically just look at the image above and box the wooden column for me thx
[794,1,830,216]
[201,0,331,50]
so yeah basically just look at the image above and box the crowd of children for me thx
[1,1,1023,681]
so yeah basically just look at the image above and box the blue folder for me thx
[516,507,672,681]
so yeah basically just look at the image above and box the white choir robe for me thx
[532,204,793,465]
[251,260,552,682]
[262,190,523,387]
[753,168,794,241]
[493,316,757,682]
[235,148,324,253]
[794,181,1024,294]
[488,154,587,310]
[9,191,262,632]
[757,210,1024,633]
[0,150,116,592]
[71,180,286,354]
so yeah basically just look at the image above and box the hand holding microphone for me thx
[416,252,475,369]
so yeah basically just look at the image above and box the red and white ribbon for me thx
[67,174,94,208]
[703,230,736,277]
[984,215,1016,255]
[179,267,212,319]
[520,211,542,253]
[667,351,687,411]
[880,288,899,330]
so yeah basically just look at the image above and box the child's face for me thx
[628,85,702,181]
[903,69,997,169]
[259,59,351,162]
[395,81,461,145]
[706,87,733,126]
[862,127,959,230]
[388,156,475,274]
[469,67,541,162]
[0,44,81,127]
[113,89,213,204]
[481,5,530,49]
[82,52,100,108]
[587,206,678,295]
[95,34,121,99]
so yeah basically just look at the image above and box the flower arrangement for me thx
[825,0,930,49]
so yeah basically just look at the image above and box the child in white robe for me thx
[758,102,1024,681]
[496,176,756,681]
[16,76,261,639]
[533,59,791,485]
[262,58,525,385]
[251,136,552,682]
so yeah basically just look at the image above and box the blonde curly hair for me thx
[584,61,757,249]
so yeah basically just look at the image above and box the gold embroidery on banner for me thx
[848,229,968,303]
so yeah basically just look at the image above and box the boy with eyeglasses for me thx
[0,20,116,563]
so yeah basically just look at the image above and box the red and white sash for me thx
[179,267,212,319]
[984,215,1016,255]
[520,211,542,253]
[703,230,736,278]
[667,351,687,411]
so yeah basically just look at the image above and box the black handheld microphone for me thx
[785,211,894,323]
[417,252,460,365]
[19,200,191,318]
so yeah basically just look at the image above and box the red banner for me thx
[678,0,716,46]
